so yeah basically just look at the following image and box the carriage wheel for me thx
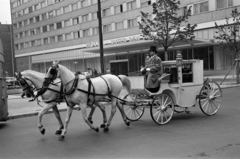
[174,106,186,113]
[199,81,222,116]
[122,93,145,121]
[150,93,174,125]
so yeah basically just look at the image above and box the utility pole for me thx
[98,0,105,74]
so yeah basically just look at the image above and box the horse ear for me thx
[52,61,59,66]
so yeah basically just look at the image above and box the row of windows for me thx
[14,8,140,39]
[12,0,108,19]
[14,18,139,50]
[13,0,150,29]
[193,0,233,14]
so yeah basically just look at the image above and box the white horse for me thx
[15,70,107,136]
[45,61,132,140]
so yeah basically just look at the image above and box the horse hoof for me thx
[126,121,130,126]
[88,119,93,124]
[95,127,99,132]
[58,135,65,141]
[100,124,106,128]
[55,130,62,135]
[41,128,45,135]
[103,127,109,132]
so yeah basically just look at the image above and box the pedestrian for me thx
[140,46,162,93]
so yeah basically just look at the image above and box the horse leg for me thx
[52,105,64,135]
[38,103,56,135]
[59,106,73,141]
[79,103,99,132]
[95,102,107,128]
[116,100,130,126]
[87,105,96,124]
[103,98,117,132]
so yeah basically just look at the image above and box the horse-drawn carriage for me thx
[122,56,222,125]
[16,53,222,140]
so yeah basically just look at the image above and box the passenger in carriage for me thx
[140,46,162,93]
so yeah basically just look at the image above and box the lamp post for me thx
[98,0,105,74]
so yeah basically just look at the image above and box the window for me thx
[41,1,46,8]
[24,42,29,48]
[64,6,69,13]
[103,24,112,33]
[73,17,79,25]
[48,11,54,18]
[115,5,123,14]
[43,38,49,44]
[83,29,89,37]
[141,1,151,7]
[92,12,97,20]
[19,32,23,38]
[56,22,62,29]
[81,0,88,8]
[36,39,42,46]
[50,36,55,43]
[20,43,24,49]
[30,29,35,35]
[74,31,80,38]
[24,20,28,26]
[29,6,33,13]
[14,34,18,39]
[194,1,208,14]
[57,35,63,41]
[64,20,71,27]
[15,44,19,50]
[36,27,41,34]
[72,3,78,11]
[93,27,99,35]
[82,14,88,22]
[92,0,97,4]
[19,22,23,28]
[24,8,29,14]
[177,6,187,16]
[65,33,72,40]
[103,8,110,17]
[48,0,54,5]
[42,13,47,20]
[115,21,123,30]
[42,25,47,32]
[29,18,34,24]
[49,24,54,31]
[216,0,233,9]
[34,3,41,10]
[127,0,136,11]
[35,16,40,22]
[56,9,61,16]
[18,11,23,17]
[127,18,137,28]
[24,31,28,37]
[31,40,35,47]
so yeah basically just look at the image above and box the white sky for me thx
[0,0,11,24]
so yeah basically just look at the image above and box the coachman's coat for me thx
[144,54,162,90]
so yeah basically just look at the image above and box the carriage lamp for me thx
[176,51,183,67]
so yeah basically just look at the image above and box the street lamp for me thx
[98,0,105,74]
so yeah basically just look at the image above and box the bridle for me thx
[16,75,36,97]
[45,65,58,83]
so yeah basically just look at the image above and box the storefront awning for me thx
[81,38,214,54]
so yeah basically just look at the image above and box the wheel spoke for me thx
[201,100,209,108]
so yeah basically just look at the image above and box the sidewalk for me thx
[6,75,240,120]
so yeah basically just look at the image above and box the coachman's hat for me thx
[148,46,157,52]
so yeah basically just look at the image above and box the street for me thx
[1,87,240,159]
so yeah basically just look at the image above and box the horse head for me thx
[45,61,60,82]
[15,71,35,98]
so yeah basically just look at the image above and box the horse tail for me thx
[117,75,131,94]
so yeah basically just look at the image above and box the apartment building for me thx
[10,0,240,75]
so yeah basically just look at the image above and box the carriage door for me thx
[110,60,128,76]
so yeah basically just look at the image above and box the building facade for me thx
[10,0,240,75]
[0,24,15,76]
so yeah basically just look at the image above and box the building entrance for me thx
[110,60,128,76]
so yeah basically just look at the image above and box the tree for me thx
[215,8,240,84]
[139,0,196,60]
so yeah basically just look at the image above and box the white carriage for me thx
[122,55,222,125]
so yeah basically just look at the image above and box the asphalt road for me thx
[1,87,240,159]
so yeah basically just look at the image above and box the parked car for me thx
[6,77,18,89]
